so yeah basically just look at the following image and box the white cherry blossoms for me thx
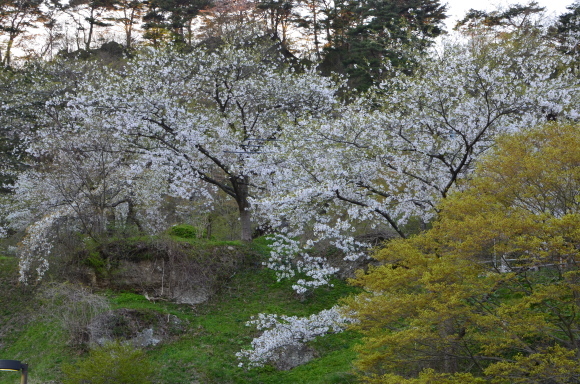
[263,235,340,294]
[236,306,355,368]
[255,32,580,292]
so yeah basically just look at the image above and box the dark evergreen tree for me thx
[61,0,119,51]
[113,0,146,48]
[456,1,545,33]
[554,1,580,56]
[256,0,296,45]
[142,0,211,45]
[320,0,447,91]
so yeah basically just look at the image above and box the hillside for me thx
[0,235,359,384]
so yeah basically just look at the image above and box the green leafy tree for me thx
[344,122,580,383]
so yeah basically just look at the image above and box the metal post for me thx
[20,363,27,384]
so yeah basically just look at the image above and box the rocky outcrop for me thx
[88,308,185,347]
[76,238,253,305]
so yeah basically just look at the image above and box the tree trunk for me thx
[4,36,14,66]
[86,8,95,51]
[232,175,252,242]
[311,0,320,60]
[125,9,134,49]
[187,19,193,46]
[239,204,252,242]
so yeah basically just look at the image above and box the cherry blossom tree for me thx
[1,59,170,281]
[9,110,168,282]
[55,43,340,242]
[0,60,91,242]
[257,31,580,291]
[4,43,340,282]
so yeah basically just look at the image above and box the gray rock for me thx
[271,344,318,371]
[87,308,184,347]
[172,287,211,305]
[131,328,160,348]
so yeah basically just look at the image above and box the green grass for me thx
[0,321,71,384]
[0,241,361,384]
[142,268,360,383]
[0,256,72,383]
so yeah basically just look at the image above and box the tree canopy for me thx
[344,122,580,383]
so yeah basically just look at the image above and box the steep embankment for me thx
[0,235,359,384]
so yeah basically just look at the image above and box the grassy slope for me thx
[145,269,359,384]
[0,242,360,384]
[0,256,74,384]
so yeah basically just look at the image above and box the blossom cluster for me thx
[236,306,354,368]
[17,208,70,283]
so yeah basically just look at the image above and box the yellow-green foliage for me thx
[61,342,153,384]
[344,122,580,383]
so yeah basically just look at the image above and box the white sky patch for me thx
[444,0,576,30]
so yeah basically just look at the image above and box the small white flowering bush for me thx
[236,306,355,368]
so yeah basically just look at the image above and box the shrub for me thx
[61,341,153,384]
[169,224,198,239]
[41,283,110,347]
